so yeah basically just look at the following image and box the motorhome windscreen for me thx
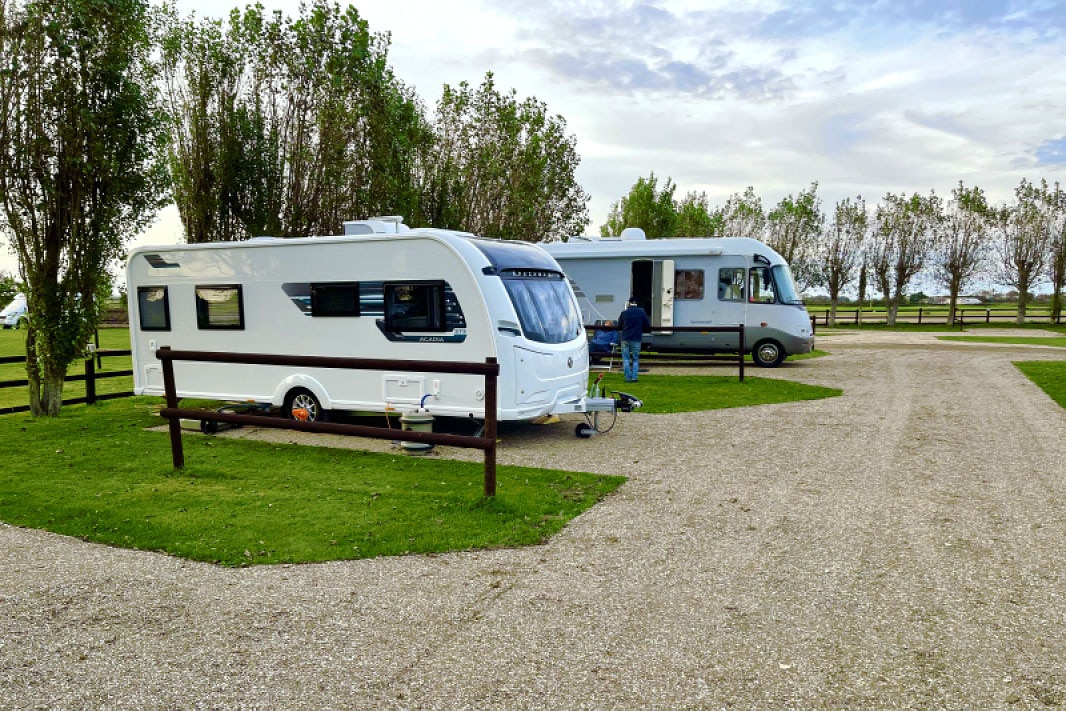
[772,264,804,305]
[500,270,582,344]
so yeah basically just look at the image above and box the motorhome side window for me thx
[718,268,745,301]
[137,286,171,331]
[675,270,704,300]
[749,267,778,304]
[311,282,359,317]
[196,285,245,329]
[384,282,446,332]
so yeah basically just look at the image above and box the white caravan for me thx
[126,219,591,422]
[0,293,27,329]
[542,229,814,367]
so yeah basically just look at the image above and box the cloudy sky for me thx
[3,0,1065,277]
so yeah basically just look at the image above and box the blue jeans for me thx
[621,340,641,381]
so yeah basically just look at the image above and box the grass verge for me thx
[591,371,841,414]
[1015,362,1066,409]
[0,398,624,566]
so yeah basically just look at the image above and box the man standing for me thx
[617,296,651,382]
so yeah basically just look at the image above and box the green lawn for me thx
[0,398,624,566]
[591,371,841,414]
[1015,361,1066,409]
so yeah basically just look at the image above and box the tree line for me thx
[600,174,1066,326]
[0,0,587,415]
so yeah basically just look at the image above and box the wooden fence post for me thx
[484,357,498,497]
[738,324,745,383]
[159,347,184,470]
[84,357,96,405]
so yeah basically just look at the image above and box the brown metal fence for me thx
[154,348,503,496]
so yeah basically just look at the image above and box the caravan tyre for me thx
[284,388,329,423]
[752,339,785,368]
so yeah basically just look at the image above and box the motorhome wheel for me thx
[752,339,785,368]
[284,388,328,422]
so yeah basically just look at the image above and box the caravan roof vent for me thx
[620,227,646,241]
[343,216,411,236]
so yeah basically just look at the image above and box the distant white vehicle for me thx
[126,218,593,423]
[543,229,815,367]
[0,293,27,329]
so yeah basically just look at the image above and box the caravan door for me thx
[650,259,674,334]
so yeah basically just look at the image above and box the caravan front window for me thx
[772,264,804,305]
[502,272,582,344]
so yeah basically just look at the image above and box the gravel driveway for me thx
[3,330,1066,709]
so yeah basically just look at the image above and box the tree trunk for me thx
[947,281,960,325]
[1017,272,1030,325]
[883,287,895,326]
[24,324,66,416]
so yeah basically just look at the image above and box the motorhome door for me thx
[651,259,674,333]
[630,260,675,333]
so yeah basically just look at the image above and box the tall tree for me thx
[160,7,249,242]
[600,172,676,238]
[991,179,1050,323]
[0,0,168,416]
[869,191,941,325]
[1042,181,1066,322]
[714,186,766,238]
[162,0,427,241]
[931,182,991,325]
[766,181,824,289]
[818,196,866,326]
[674,191,719,237]
[424,73,588,241]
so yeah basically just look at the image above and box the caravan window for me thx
[137,285,170,330]
[718,268,745,301]
[196,285,244,329]
[675,270,704,300]
[502,272,582,344]
[384,282,446,332]
[749,267,778,304]
[137,286,170,331]
[311,282,359,317]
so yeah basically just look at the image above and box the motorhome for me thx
[542,229,814,367]
[0,293,27,329]
[126,218,591,422]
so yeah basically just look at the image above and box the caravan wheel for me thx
[752,339,785,368]
[284,388,329,423]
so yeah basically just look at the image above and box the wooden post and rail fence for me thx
[812,307,1066,327]
[154,348,503,496]
[0,348,133,416]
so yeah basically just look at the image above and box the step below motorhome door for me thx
[651,259,674,334]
